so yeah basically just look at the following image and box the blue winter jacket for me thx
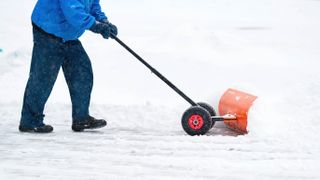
[32,0,107,41]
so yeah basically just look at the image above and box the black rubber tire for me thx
[197,102,217,128]
[181,106,212,136]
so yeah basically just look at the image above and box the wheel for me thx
[197,102,217,128]
[181,106,212,136]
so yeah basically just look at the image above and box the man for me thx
[19,0,118,133]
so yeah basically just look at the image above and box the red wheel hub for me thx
[188,114,204,130]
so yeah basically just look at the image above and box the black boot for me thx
[72,116,107,132]
[19,124,54,133]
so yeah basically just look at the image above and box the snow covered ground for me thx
[1,0,320,179]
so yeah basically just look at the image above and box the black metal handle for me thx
[111,34,197,106]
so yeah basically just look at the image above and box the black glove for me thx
[100,19,118,38]
[89,21,111,39]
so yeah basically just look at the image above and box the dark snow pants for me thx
[20,24,93,128]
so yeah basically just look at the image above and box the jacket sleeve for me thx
[90,0,108,21]
[59,0,95,30]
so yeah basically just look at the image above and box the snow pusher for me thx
[111,34,257,136]
[219,89,257,134]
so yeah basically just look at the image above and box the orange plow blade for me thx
[218,88,257,134]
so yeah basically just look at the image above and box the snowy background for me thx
[1,0,320,179]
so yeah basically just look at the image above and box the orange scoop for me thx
[218,88,257,134]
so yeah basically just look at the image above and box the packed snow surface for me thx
[1,0,320,179]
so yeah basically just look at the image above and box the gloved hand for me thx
[90,21,111,39]
[100,19,118,38]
